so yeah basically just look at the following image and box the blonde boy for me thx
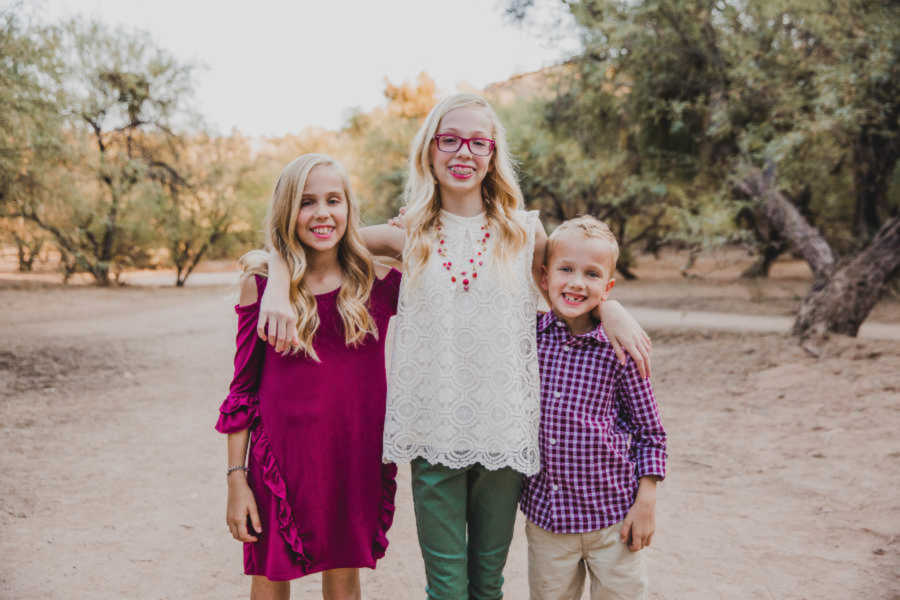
[520,216,668,599]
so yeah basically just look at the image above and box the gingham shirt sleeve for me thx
[616,360,667,480]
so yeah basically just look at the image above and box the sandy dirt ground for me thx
[1,254,898,599]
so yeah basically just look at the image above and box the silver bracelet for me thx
[226,465,248,477]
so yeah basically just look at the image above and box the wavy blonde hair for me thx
[241,154,377,361]
[402,93,528,283]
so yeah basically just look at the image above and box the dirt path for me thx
[629,307,900,340]
[1,283,898,599]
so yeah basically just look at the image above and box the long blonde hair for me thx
[241,154,377,361]
[402,93,528,283]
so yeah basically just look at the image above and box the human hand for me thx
[598,300,651,378]
[620,478,657,551]
[226,474,262,543]
[257,274,299,354]
[387,207,407,229]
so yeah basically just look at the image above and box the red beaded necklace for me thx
[436,222,490,292]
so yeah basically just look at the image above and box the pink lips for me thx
[561,292,585,306]
[449,164,475,180]
[310,226,334,240]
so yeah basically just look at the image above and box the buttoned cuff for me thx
[635,449,667,481]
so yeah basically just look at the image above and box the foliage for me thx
[0,5,65,214]
[507,0,899,266]
[499,90,737,278]
[148,133,258,286]
[8,17,200,284]
[0,217,46,271]
[508,0,900,335]
[345,73,437,225]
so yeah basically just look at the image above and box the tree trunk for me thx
[91,263,111,286]
[792,217,900,337]
[736,164,900,338]
[735,164,835,284]
[740,242,783,278]
[12,231,43,272]
[852,131,894,240]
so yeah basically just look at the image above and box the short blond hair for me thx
[546,215,619,271]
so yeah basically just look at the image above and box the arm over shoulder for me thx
[362,224,405,259]
[239,274,259,306]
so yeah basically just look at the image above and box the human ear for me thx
[540,265,549,291]
[601,278,615,300]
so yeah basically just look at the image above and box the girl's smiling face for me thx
[295,165,348,253]
[430,106,494,197]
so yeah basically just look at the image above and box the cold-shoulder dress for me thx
[215,270,401,581]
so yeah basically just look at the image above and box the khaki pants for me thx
[526,519,648,600]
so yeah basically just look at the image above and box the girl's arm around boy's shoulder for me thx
[596,301,652,378]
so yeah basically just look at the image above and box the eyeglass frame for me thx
[432,133,496,156]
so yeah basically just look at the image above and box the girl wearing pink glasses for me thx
[260,94,650,599]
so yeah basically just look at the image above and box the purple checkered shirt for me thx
[520,311,667,533]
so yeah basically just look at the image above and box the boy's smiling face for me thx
[542,230,616,335]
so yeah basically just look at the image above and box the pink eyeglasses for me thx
[433,134,496,156]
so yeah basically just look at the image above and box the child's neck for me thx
[439,187,484,217]
[304,247,342,294]
[554,309,596,336]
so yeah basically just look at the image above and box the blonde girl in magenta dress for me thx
[216,154,400,600]
[259,96,651,599]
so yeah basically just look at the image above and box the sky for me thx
[38,0,578,137]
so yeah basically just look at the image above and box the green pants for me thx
[411,458,524,600]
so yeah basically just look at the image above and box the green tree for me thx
[14,18,198,285]
[509,0,900,337]
[346,73,437,224]
[0,5,65,225]
[150,133,257,286]
[0,217,46,271]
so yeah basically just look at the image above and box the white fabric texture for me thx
[383,208,542,475]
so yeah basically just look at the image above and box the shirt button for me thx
[553,391,561,398]
[562,345,571,352]
[549,438,557,445]
[551,484,559,491]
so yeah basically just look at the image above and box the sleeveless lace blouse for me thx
[383,209,541,475]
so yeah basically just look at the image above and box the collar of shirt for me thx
[439,209,487,235]
[537,310,609,348]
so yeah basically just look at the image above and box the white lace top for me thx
[383,209,542,475]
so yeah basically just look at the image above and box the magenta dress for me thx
[215,270,401,581]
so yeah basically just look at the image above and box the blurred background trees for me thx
[2,1,897,336]
[506,0,899,336]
